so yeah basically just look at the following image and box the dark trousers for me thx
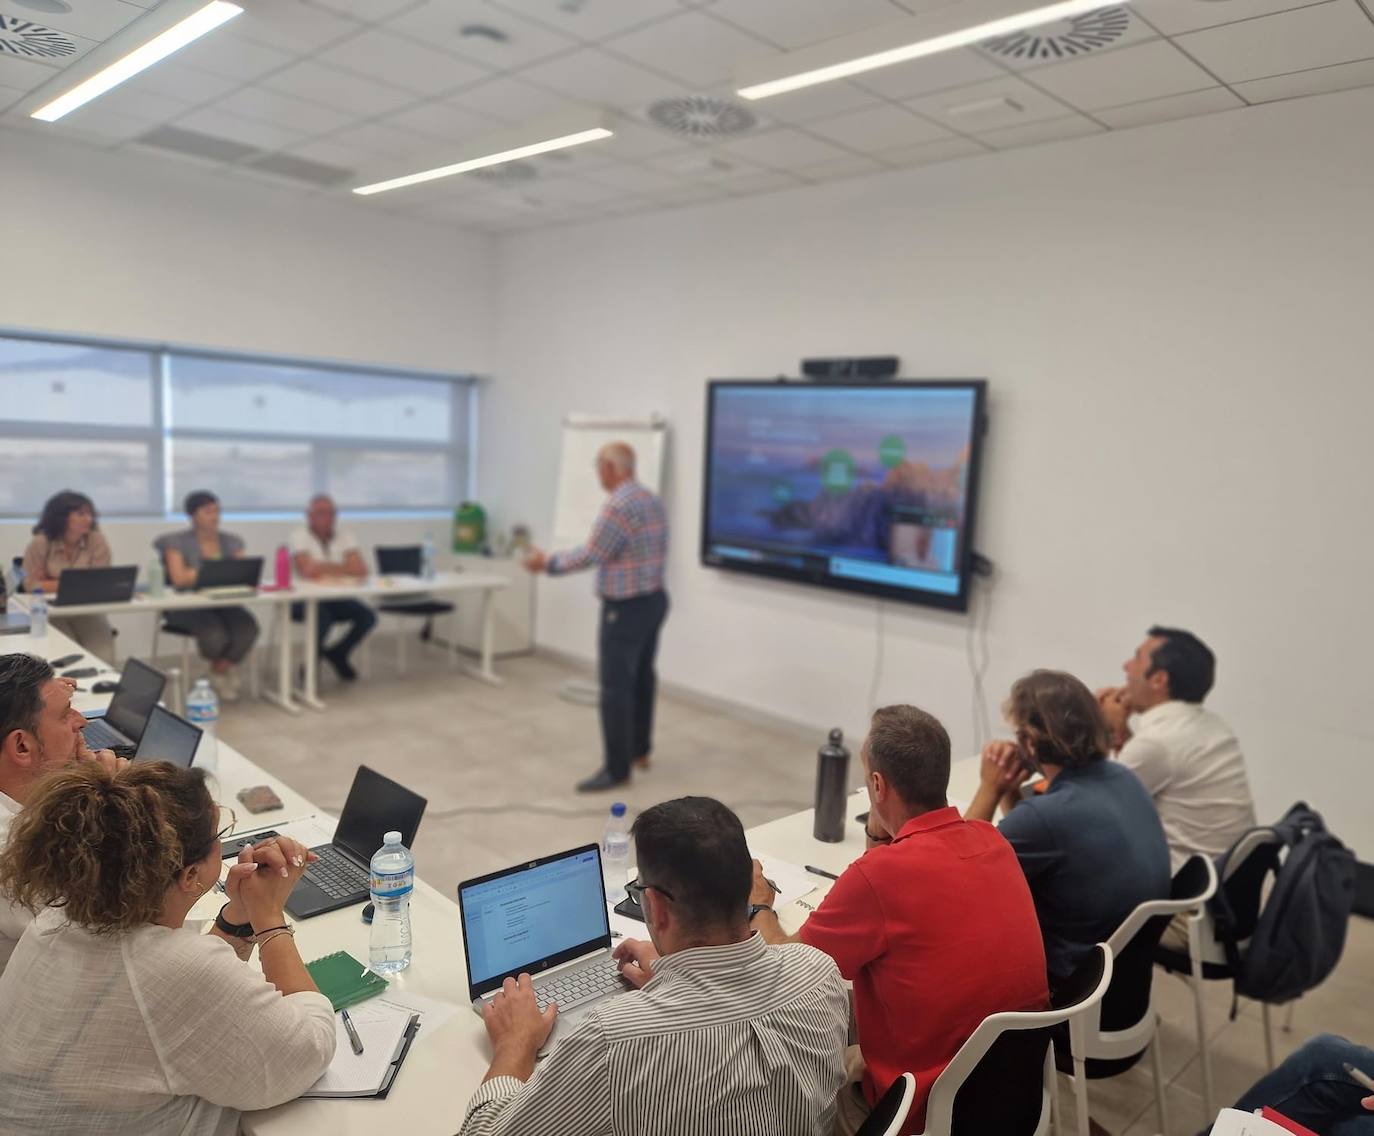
[598,590,668,781]
[164,607,258,663]
[1220,1034,1374,1135]
[291,599,377,659]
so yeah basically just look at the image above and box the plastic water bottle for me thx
[147,557,165,598]
[29,588,48,637]
[420,532,436,581]
[369,831,414,974]
[602,803,630,904]
[185,678,219,775]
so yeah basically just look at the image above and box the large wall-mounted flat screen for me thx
[701,380,987,612]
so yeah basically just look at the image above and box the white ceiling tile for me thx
[444,74,568,122]
[747,79,884,125]
[875,135,989,167]
[318,29,493,96]
[975,114,1105,149]
[175,106,307,151]
[1029,39,1217,111]
[308,0,417,21]
[516,47,679,106]
[595,117,694,159]
[383,99,506,144]
[261,59,419,116]
[723,169,806,195]
[122,60,241,104]
[287,137,374,170]
[806,102,950,151]
[71,82,193,123]
[643,183,732,207]
[231,2,364,53]
[645,148,771,181]
[0,50,59,94]
[386,2,581,70]
[1130,0,1329,36]
[580,160,685,193]
[1231,56,1374,101]
[213,84,355,135]
[1095,85,1243,127]
[795,154,889,183]
[604,10,775,87]
[54,101,157,143]
[173,30,298,82]
[905,75,1073,131]
[4,0,145,42]
[317,120,451,160]
[0,81,26,113]
[707,0,918,50]
[714,125,853,169]
[851,48,1004,101]
[975,7,1158,72]
[1176,1,1374,83]
[487,0,682,41]
[522,175,627,206]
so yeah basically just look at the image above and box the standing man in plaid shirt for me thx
[525,443,669,792]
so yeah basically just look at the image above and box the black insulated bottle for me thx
[813,727,850,843]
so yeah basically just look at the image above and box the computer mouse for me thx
[92,681,118,694]
[361,902,375,924]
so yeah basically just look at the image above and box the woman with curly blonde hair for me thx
[0,760,335,1135]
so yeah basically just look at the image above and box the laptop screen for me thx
[333,765,427,864]
[133,705,202,768]
[105,659,166,743]
[460,845,610,994]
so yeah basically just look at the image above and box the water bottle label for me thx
[371,870,413,897]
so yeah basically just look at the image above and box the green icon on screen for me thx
[821,449,856,493]
[878,435,906,469]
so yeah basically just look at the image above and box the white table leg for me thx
[261,603,300,715]
[461,585,504,687]
[299,598,327,711]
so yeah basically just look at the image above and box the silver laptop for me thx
[82,658,167,755]
[459,844,630,1052]
[132,705,203,768]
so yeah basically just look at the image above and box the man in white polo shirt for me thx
[1098,626,1255,947]
[290,494,376,682]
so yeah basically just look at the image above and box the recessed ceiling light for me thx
[13,0,73,14]
[736,0,1127,99]
[30,1,242,123]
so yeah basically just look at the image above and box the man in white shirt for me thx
[0,652,118,971]
[290,494,376,681]
[1098,626,1256,947]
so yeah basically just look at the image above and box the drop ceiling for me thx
[2,0,1373,233]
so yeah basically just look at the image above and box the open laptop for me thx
[53,565,138,607]
[459,844,629,1048]
[132,705,203,768]
[285,765,427,920]
[82,658,167,755]
[194,557,263,599]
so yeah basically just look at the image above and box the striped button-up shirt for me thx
[548,480,667,600]
[459,934,849,1136]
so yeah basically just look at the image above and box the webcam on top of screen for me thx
[800,356,900,381]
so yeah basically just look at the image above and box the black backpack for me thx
[1212,802,1357,1009]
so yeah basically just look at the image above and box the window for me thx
[0,332,474,519]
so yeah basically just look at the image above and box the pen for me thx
[341,1009,364,1055]
[765,876,781,895]
[1343,1063,1374,1092]
[804,865,840,881]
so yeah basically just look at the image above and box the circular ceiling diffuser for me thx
[647,95,756,140]
[0,13,77,59]
[982,7,1130,60]
[471,161,539,185]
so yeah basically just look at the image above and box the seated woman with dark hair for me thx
[0,760,335,1135]
[21,490,115,658]
[154,490,259,701]
[965,668,1171,987]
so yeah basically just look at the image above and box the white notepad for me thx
[1209,1108,1302,1135]
[302,999,419,1099]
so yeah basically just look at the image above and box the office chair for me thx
[372,545,455,674]
[855,1073,916,1136]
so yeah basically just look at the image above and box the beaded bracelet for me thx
[254,927,296,952]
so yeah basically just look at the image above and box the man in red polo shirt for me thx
[750,705,1048,1135]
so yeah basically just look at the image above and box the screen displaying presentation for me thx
[701,380,987,611]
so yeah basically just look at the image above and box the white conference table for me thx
[1,616,989,1134]
[16,569,509,715]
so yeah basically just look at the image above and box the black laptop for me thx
[193,557,263,596]
[286,765,427,920]
[53,565,138,607]
[132,705,203,768]
[82,658,167,755]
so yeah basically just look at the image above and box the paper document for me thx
[749,854,821,909]
[1209,1108,1312,1136]
[303,998,418,1098]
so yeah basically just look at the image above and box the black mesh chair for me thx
[373,545,455,673]
[855,1073,916,1136]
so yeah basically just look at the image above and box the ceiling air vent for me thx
[0,13,76,59]
[647,95,756,140]
[471,160,538,185]
[137,125,260,164]
[248,153,354,187]
[982,7,1130,60]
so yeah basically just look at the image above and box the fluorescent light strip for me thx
[353,128,614,196]
[738,0,1120,99]
[31,1,243,123]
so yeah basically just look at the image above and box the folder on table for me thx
[306,950,389,1013]
[301,998,420,1100]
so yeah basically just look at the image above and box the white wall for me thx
[482,87,1374,857]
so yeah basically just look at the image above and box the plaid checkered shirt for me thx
[548,480,667,599]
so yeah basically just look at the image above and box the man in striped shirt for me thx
[525,442,669,793]
[458,797,849,1136]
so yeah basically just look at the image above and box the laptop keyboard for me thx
[304,846,368,900]
[533,958,627,1013]
[82,721,124,749]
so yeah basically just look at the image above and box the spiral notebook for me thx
[306,950,389,1012]
[302,999,420,1099]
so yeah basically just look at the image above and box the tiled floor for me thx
[218,646,1374,1136]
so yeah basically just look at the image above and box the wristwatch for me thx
[747,903,774,922]
[214,903,255,939]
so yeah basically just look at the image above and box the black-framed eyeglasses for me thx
[625,878,675,907]
[216,805,237,842]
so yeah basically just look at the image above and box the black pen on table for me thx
[804,865,839,881]
[341,1009,364,1055]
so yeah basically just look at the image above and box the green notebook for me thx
[306,951,390,1012]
